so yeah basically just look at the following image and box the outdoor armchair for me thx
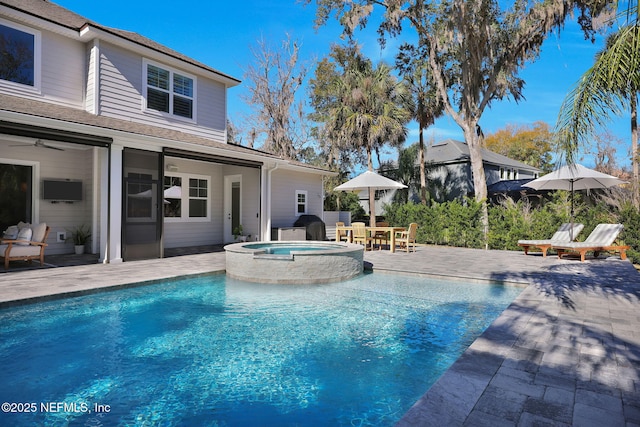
[1,222,50,269]
[517,223,584,257]
[395,223,418,253]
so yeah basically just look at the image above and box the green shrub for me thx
[383,193,640,264]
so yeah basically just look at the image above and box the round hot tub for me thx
[224,241,364,284]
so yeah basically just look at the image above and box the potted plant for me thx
[233,225,249,242]
[68,224,91,254]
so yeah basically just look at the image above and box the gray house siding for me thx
[41,30,85,107]
[270,169,324,229]
[96,42,226,141]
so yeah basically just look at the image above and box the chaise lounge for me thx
[517,223,584,257]
[552,223,629,262]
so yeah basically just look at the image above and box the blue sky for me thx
[53,0,632,168]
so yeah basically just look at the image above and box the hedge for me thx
[382,196,640,265]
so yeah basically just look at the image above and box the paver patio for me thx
[0,245,638,426]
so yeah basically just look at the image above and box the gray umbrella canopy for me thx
[335,171,407,227]
[524,164,627,238]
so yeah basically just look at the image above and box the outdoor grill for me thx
[293,215,327,241]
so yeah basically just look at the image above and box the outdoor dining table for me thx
[335,225,406,253]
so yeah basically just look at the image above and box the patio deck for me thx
[0,245,638,426]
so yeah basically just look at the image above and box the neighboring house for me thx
[0,0,333,263]
[425,139,540,201]
[365,139,541,214]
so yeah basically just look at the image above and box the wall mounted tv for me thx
[42,179,83,201]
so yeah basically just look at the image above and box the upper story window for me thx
[144,60,195,120]
[0,19,41,90]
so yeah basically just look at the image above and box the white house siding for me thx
[0,22,85,107]
[85,42,97,114]
[270,169,323,228]
[41,30,85,107]
[97,42,226,141]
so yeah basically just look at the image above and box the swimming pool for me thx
[0,273,522,426]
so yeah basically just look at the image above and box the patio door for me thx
[0,162,33,232]
[122,148,162,260]
[224,174,242,242]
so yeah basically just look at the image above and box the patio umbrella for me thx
[524,164,627,238]
[334,170,407,227]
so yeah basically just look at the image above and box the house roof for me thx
[426,139,540,172]
[0,0,241,85]
[0,93,333,175]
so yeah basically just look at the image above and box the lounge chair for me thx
[395,223,418,253]
[517,223,584,257]
[552,223,629,262]
[0,222,50,269]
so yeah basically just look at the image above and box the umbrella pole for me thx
[570,180,575,240]
[369,187,376,228]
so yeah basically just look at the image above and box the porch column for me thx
[107,144,123,263]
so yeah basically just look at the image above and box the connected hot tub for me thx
[224,241,364,284]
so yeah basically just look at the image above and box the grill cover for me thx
[293,215,327,241]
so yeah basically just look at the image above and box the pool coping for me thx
[0,246,638,425]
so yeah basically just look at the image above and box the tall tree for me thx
[241,35,309,159]
[310,42,410,225]
[484,121,555,172]
[396,44,444,205]
[556,9,640,205]
[310,0,609,240]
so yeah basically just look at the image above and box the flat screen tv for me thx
[42,179,83,201]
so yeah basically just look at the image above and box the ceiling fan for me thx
[10,139,65,151]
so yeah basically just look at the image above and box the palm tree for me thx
[324,52,410,225]
[556,6,639,205]
[397,45,445,205]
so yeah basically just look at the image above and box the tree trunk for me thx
[419,127,428,205]
[631,93,638,208]
[463,125,489,248]
[367,148,376,227]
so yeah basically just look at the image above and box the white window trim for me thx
[295,190,308,216]
[142,58,197,123]
[163,172,210,223]
[0,18,41,93]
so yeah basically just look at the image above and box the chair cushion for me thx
[0,244,40,257]
[16,227,32,245]
[17,221,30,230]
[2,226,18,240]
[31,223,47,243]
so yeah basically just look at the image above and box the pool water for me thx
[244,243,346,255]
[0,273,522,426]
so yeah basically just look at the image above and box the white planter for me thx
[74,245,85,255]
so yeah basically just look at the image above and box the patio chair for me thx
[352,222,373,250]
[336,221,350,242]
[517,223,584,257]
[395,223,418,253]
[1,222,50,269]
[552,223,629,262]
[372,221,389,250]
